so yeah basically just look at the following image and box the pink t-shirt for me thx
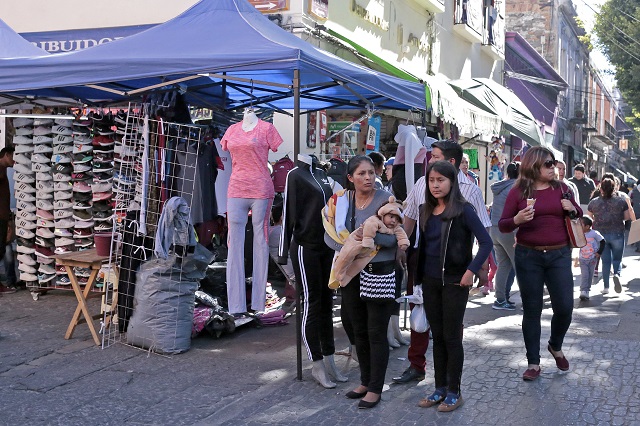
[221,120,283,199]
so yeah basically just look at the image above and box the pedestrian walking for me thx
[415,160,492,412]
[499,146,582,381]
[578,216,604,301]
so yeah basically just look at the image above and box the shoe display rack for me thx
[12,113,117,297]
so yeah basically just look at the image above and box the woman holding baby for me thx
[499,146,582,381]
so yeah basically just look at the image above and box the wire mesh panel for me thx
[102,102,201,351]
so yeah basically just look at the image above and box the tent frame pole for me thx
[293,68,302,382]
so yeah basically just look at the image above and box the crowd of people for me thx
[313,142,638,412]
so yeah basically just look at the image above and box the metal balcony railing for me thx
[454,0,483,37]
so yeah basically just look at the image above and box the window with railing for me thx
[483,4,504,54]
[454,0,483,37]
[605,121,616,142]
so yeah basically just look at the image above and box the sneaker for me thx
[55,237,74,247]
[72,181,92,193]
[20,272,38,282]
[55,264,67,275]
[33,118,53,126]
[36,228,55,239]
[15,191,36,202]
[93,171,114,182]
[73,143,93,154]
[13,163,34,174]
[92,202,112,212]
[38,218,56,228]
[36,199,54,210]
[74,228,94,238]
[13,135,34,145]
[72,127,91,137]
[72,210,92,221]
[15,144,35,154]
[13,117,34,128]
[54,209,73,220]
[36,209,54,220]
[579,291,589,301]
[35,236,55,248]
[54,118,73,128]
[17,244,36,255]
[93,214,114,222]
[33,135,54,144]
[38,273,56,283]
[17,253,37,266]
[52,125,73,136]
[36,255,54,265]
[601,288,609,295]
[74,118,92,127]
[493,299,515,310]
[15,182,36,193]
[53,181,72,192]
[39,191,54,200]
[16,217,37,229]
[15,127,34,136]
[55,218,75,228]
[18,263,37,274]
[13,153,33,166]
[73,154,93,163]
[74,164,92,173]
[53,164,73,175]
[32,162,51,173]
[16,200,36,212]
[38,264,56,275]
[53,173,72,182]
[53,144,73,155]
[33,126,53,136]
[92,162,113,172]
[54,191,73,201]
[14,172,35,183]
[93,192,113,202]
[16,210,37,221]
[53,200,73,210]
[72,172,93,181]
[114,111,128,125]
[56,275,72,285]
[35,245,55,258]
[34,144,53,154]
[36,172,53,181]
[36,181,54,193]
[73,192,93,202]
[53,135,73,145]
[613,275,622,293]
[92,182,111,193]
[54,228,73,237]
[72,201,92,210]
[94,222,113,233]
[75,220,95,229]
[52,154,72,164]
[75,239,93,248]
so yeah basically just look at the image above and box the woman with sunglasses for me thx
[499,147,582,381]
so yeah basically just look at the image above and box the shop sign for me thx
[309,0,329,20]
[351,0,389,31]
[328,121,360,132]
[366,115,381,153]
[249,0,290,13]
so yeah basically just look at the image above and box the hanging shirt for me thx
[221,120,283,199]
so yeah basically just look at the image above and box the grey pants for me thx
[579,258,597,292]
[226,197,271,314]
[490,227,516,302]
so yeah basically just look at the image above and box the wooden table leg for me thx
[64,265,101,346]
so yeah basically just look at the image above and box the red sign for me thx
[248,0,289,13]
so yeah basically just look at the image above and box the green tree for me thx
[593,0,640,148]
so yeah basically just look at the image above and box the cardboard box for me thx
[628,219,640,245]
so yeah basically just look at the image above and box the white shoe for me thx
[601,288,609,295]
[579,291,589,301]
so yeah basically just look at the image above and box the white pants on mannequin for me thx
[226,197,271,314]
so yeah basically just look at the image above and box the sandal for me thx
[437,392,464,412]
[417,387,446,408]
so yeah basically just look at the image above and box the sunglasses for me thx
[543,159,558,169]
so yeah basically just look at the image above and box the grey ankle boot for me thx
[323,354,348,382]
[312,360,336,388]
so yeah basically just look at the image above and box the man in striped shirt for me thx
[392,139,491,384]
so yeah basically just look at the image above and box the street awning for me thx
[448,77,545,146]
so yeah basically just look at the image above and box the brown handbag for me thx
[561,185,586,248]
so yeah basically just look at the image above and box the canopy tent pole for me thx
[293,68,302,381]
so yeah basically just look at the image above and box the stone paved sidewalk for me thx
[1,250,640,425]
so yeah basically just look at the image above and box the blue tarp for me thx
[0,0,426,111]
[0,19,47,58]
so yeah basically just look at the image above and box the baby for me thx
[330,196,409,288]
[361,196,410,251]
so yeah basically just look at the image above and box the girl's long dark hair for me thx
[420,161,467,230]
[600,177,615,199]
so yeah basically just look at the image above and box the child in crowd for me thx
[331,196,409,288]
[578,216,605,301]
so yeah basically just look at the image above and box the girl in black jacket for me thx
[416,161,492,412]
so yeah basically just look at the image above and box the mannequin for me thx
[279,154,347,388]
[391,124,427,200]
[242,107,259,132]
[221,116,283,314]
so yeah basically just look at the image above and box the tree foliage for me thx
[593,0,640,137]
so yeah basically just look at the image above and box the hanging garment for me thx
[197,143,219,222]
[174,141,204,224]
[391,124,427,200]
[154,196,197,259]
[271,155,295,193]
[327,157,348,189]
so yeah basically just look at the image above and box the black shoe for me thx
[346,390,367,399]
[392,367,425,384]
[358,396,381,409]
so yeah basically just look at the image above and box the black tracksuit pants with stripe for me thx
[290,241,335,361]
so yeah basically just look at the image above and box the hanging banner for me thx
[463,148,479,169]
[249,0,290,13]
[366,115,382,153]
[328,121,360,132]
[319,110,327,142]
[309,0,329,19]
[307,112,317,148]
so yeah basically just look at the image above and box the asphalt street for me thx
[1,246,640,425]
